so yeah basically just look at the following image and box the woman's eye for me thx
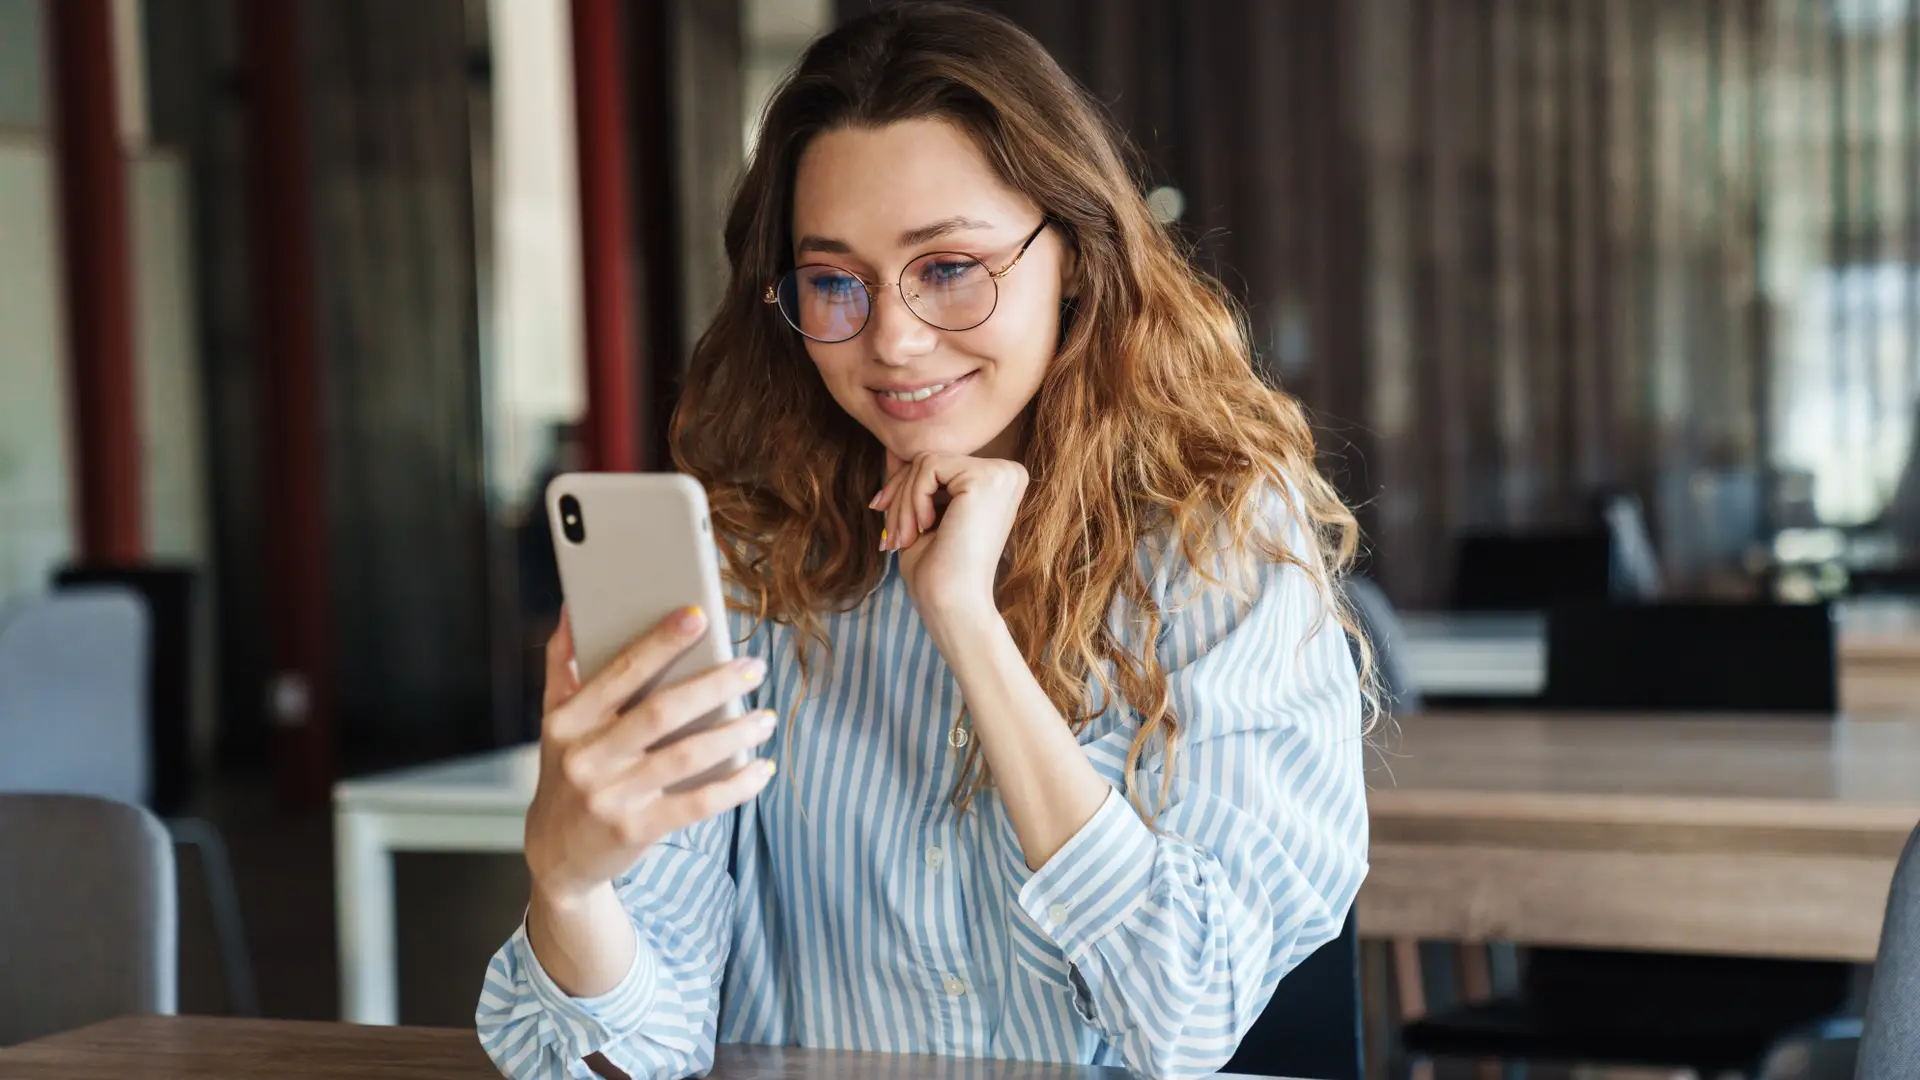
[809,273,862,302]
[920,259,982,288]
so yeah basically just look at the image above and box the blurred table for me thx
[1398,599,1920,711]
[0,1016,1287,1079]
[1360,710,1920,959]
[333,745,536,1025]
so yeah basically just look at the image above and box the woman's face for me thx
[789,118,1070,465]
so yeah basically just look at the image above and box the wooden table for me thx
[0,1016,1303,1079]
[1360,710,1920,960]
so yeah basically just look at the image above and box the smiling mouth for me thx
[874,372,976,403]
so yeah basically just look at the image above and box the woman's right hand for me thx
[523,605,777,907]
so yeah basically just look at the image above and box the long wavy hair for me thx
[670,2,1373,816]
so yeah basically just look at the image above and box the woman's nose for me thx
[865,283,938,364]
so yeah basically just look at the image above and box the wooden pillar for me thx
[571,0,643,472]
[47,0,143,565]
[630,0,683,471]
[241,0,334,809]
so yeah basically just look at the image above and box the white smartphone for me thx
[546,471,754,793]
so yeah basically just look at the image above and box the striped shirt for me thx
[477,505,1369,1079]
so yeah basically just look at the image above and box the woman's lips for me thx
[872,370,978,421]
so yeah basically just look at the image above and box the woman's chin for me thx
[870,420,990,465]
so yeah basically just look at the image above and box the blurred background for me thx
[2,0,1919,1076]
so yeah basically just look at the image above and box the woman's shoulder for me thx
[1138,479,1322,596]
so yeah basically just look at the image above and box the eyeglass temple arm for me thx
[991,219,1051,278]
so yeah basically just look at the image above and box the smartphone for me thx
[546,471,754,793]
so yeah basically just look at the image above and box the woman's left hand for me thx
[872,451,1028,625]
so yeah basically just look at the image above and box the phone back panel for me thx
[545,471,737,700]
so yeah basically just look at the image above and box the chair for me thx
[1402,600,1852,1076]
[1451,530,1614,612]
[0,589,258,1017]
[55,564,202,813]
[1856,822,1920,1080]
[1222,912,1363,1080]
[1344,576,1424,715]
[1543,601,1838,713]
[0,793,177,1045]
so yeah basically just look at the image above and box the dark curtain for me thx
[148,0,494,770]
[302,0,492,764]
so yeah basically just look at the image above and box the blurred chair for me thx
[1856,821,1920,1080]
[1224,911,1363,1080]
[1344,576,1424,715]
[0,589,258,1017]
[1846,564,1920,597]
[55,564,202,813]
[1451,529,1613,611]
[0,793,176,1045]
[1543,602,1837,713]
[0,590,150,800]
[1401,600,1851,1076]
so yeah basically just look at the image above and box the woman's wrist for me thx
[525,878,636,999]
[920,600,1007,657]
[530,873,603,914]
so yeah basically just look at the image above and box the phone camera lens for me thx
[558,494,586,544]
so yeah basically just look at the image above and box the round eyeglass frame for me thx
[763,219,1050,343]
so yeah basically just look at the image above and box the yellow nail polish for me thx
[880,527,890,551]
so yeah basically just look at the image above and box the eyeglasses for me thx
[764,219,1050,344]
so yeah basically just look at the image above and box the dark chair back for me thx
[1543,602,1836,713]
[1344,576,1423,715]
[1452,530,1613,612]
[1857,822,1920,1080]
[56,564,200,813]
[1222,912,1362,1080]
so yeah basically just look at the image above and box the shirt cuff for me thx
[512,918,661,1060]
[1016,786,1158,962]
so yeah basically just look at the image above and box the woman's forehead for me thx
[791,120,1036,256]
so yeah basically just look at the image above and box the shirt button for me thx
[942,974,968,996]
[925,845,946,870]
[1048,903,1070,925]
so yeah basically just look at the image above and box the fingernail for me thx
[868,493,883,510]
[761,759,778,778]
[567,658,579,682]
[677,606,705,633]
[880,528,890,551]
[754,710,777,731]
[736,657,767,685]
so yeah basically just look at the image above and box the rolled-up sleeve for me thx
[1011,508,1370,1079]
[476,813,738,1079]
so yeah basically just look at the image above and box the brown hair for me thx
[670,2,1372,814]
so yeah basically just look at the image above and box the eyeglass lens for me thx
[777,252,999,343]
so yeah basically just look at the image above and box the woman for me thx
[477,5,1370,1078]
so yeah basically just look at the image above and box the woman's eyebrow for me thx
[897,216,995,247]
[794,217,997,258]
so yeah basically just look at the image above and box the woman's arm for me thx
[928,527,1368,1080]
[477,820,740,1080]
[478,601,773,1080]
[924,609,1110,870]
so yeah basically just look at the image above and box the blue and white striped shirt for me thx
[477,507,1369,1079]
